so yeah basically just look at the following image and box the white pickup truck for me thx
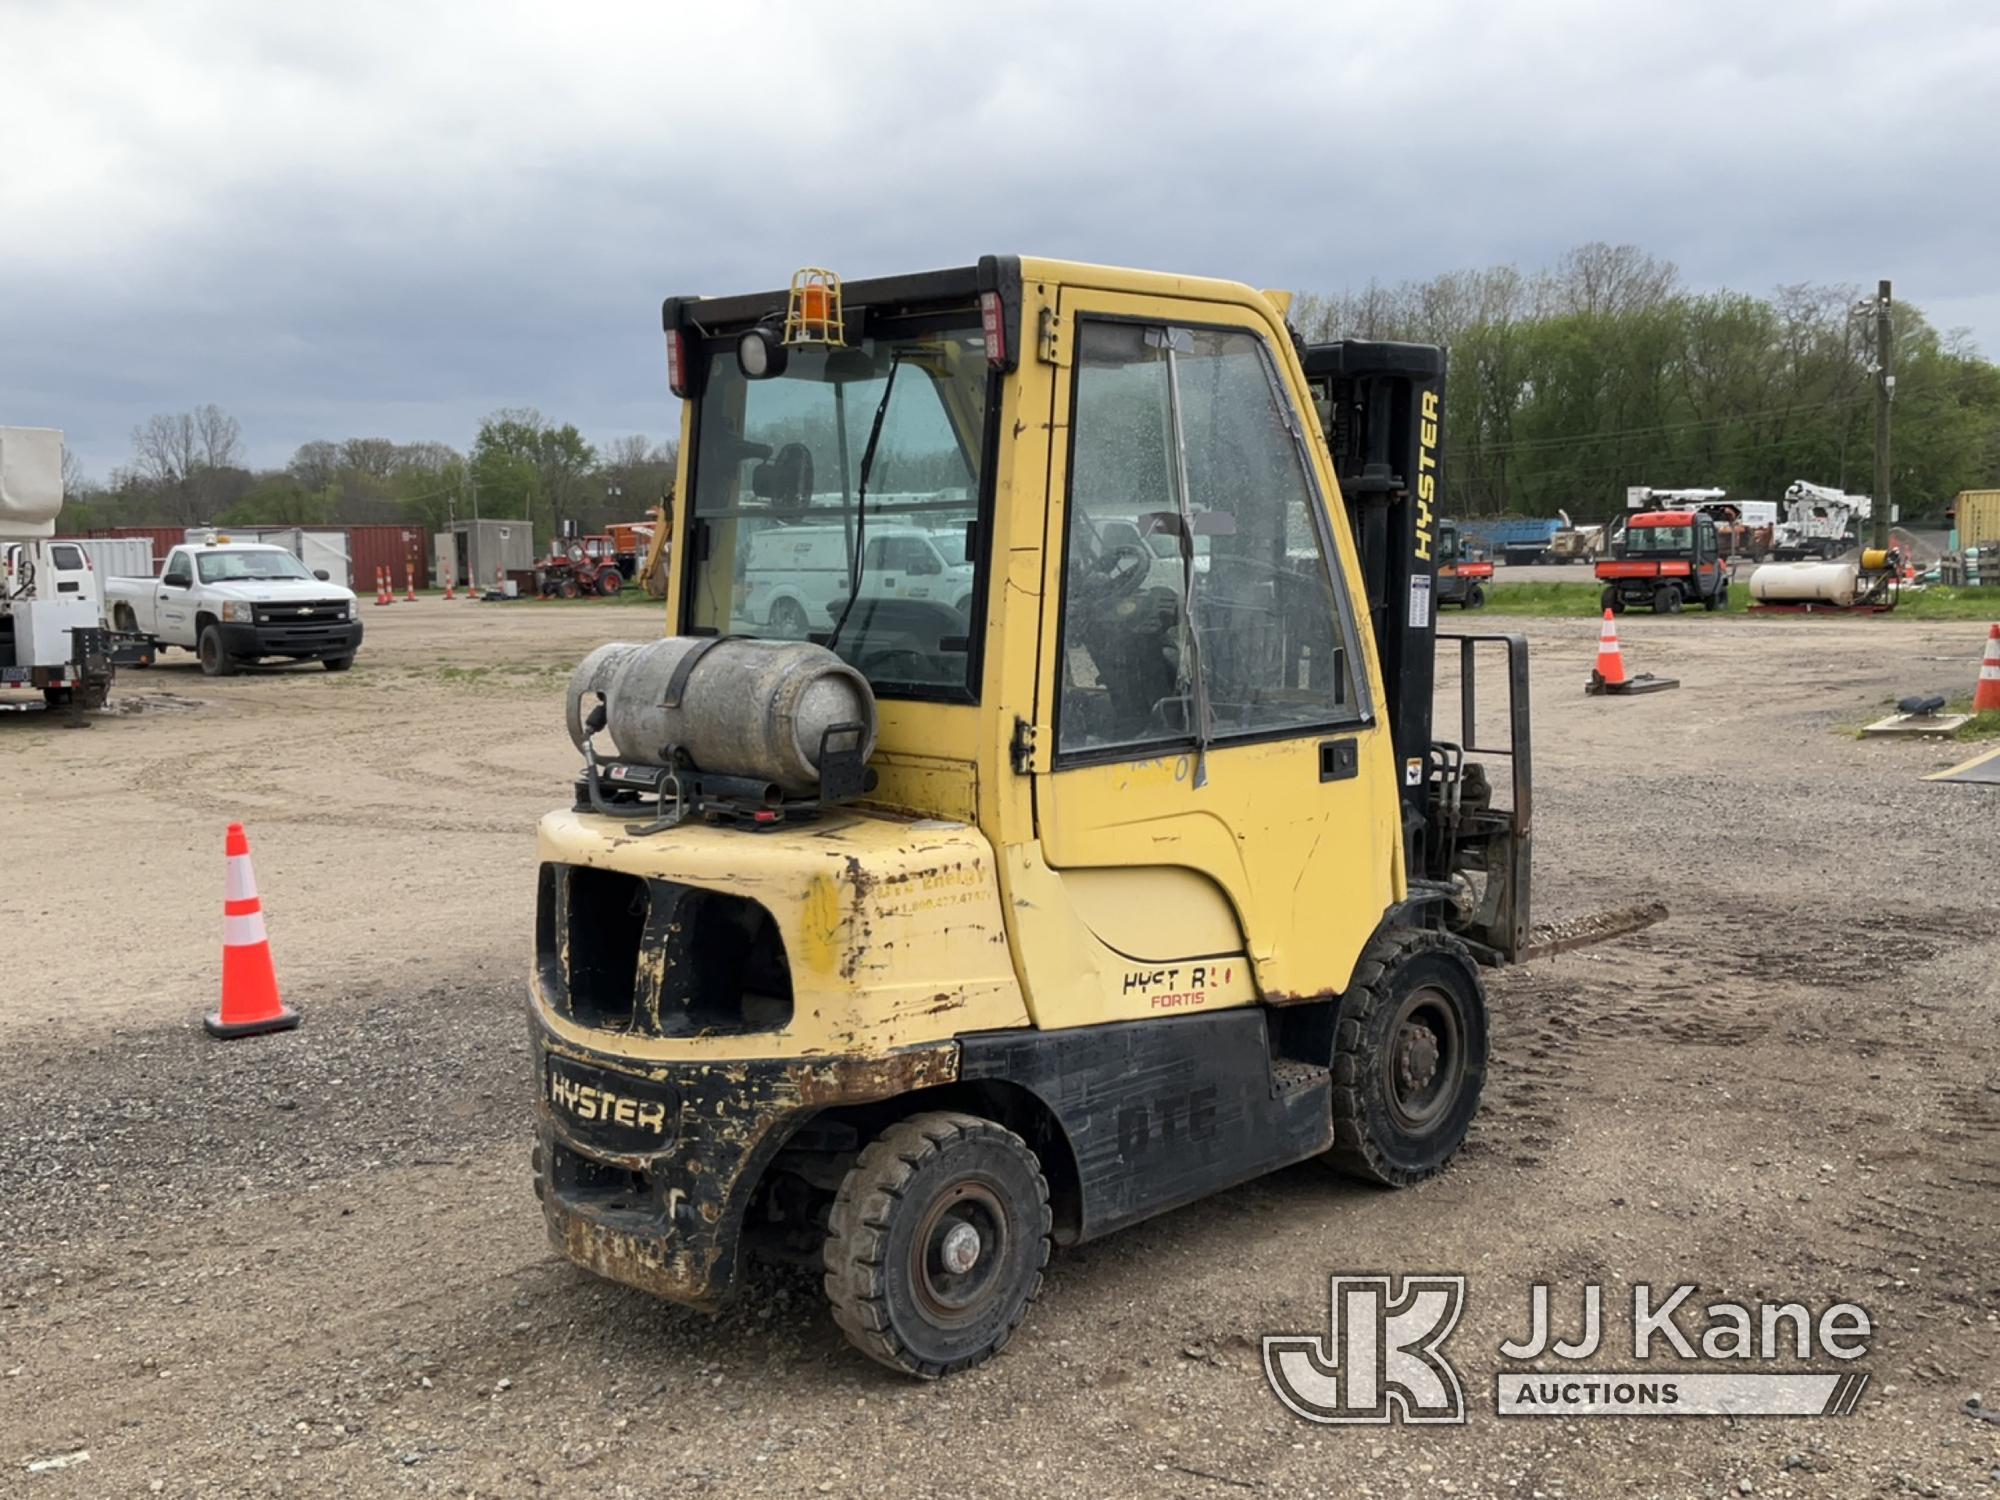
[106,538,364,675]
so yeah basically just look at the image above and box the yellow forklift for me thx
[532,259,1531,1376]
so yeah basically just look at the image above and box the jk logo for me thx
[1263,1275,1468,1425]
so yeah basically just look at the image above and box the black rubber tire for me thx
[1652,585,1681,615]
[597,569,623,597]
[197,625,238,677]
[559,578,580,600]
[1600,587,1622,614]
[768,597,810,639]
[1702,585,1723,612]
[1466,585,1486,610]
[323,655,354,672]
[1324,928,1489,1188]
[823,1111,1051,1379]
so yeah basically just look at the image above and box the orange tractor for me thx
[537,535,628,598]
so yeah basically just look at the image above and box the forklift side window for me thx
[1058,321,1362,757]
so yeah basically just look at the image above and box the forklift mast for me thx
[1303,338,1531,962]
[1301,340,1445,861]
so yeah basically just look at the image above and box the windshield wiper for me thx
[824,352,903,654]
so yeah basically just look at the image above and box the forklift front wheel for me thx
[1325,928,1488,1188]
[824,1111,1051,1379]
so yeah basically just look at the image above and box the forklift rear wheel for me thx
[1652,585,1682,614]
[824,1111,1051,1379]
[1324,928,1488,1188]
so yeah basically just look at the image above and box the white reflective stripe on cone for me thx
[225,854,259,903]
[224,910,269,947]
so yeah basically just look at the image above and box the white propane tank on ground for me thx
[1748,560,1862,607]
[566,637,877,796]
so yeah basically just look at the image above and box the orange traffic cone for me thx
[374,567,393,606]
[442,573,455,600]
[204,824,300,1039]
[404,565,417,603]
[1974,623,2000,714]
[1586,608,1679,696]
[1592,609,1627,688]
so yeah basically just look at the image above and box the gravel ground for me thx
[2,601,1997,1498]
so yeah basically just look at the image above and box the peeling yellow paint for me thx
[798,873,841,975]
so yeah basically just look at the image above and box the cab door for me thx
[1021,292,1400,1024]
[157,550,196,640]
[1694,515,1722,599]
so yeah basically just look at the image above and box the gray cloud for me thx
[6,0,1996,480]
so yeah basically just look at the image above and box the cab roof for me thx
[663,256,1289,340]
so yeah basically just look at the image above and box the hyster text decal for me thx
[1414,389,1439,563]
[1122,963,1234,1009]
[549,1072,670,1135]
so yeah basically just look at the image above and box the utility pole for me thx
[1872,279,1893,551]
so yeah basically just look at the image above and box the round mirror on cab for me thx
[313,568,330,581]
[737,327,788,380]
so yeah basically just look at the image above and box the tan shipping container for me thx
[1954,489,2000,547]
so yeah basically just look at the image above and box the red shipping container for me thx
[346,525,432,592]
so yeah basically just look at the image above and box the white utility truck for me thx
[1,426,145,719]
[106,534,364,675]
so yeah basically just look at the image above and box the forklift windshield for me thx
[685,319,991,700]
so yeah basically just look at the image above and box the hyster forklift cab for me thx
[1596,508,1729,613]
[533,262,1532,1377]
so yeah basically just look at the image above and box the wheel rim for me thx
[908,1178,1008,1328]
[1382,985,1465,1134]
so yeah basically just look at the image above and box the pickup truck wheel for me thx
[323,655,354,672]
[1324,928,1488,1188]
[198,625,238,677]
[768,598,809,639]
[824,1111,1050,1379]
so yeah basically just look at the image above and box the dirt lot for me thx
[2,600,1997,1498]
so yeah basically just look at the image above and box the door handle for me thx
[1319,738,1358,783]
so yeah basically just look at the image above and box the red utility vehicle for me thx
[1596,510,1727,614]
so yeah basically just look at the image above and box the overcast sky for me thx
[6,0,1997,482]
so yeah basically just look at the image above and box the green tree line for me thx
[63,407,676,548]
[1292,244,2000,522]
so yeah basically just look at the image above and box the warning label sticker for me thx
[1409,574,1433,629]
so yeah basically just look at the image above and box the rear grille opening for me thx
[564,866,649,1028]
[536,864,793,1037]
[665,887,794,1037]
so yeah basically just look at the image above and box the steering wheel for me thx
[1072,538,1153,608]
